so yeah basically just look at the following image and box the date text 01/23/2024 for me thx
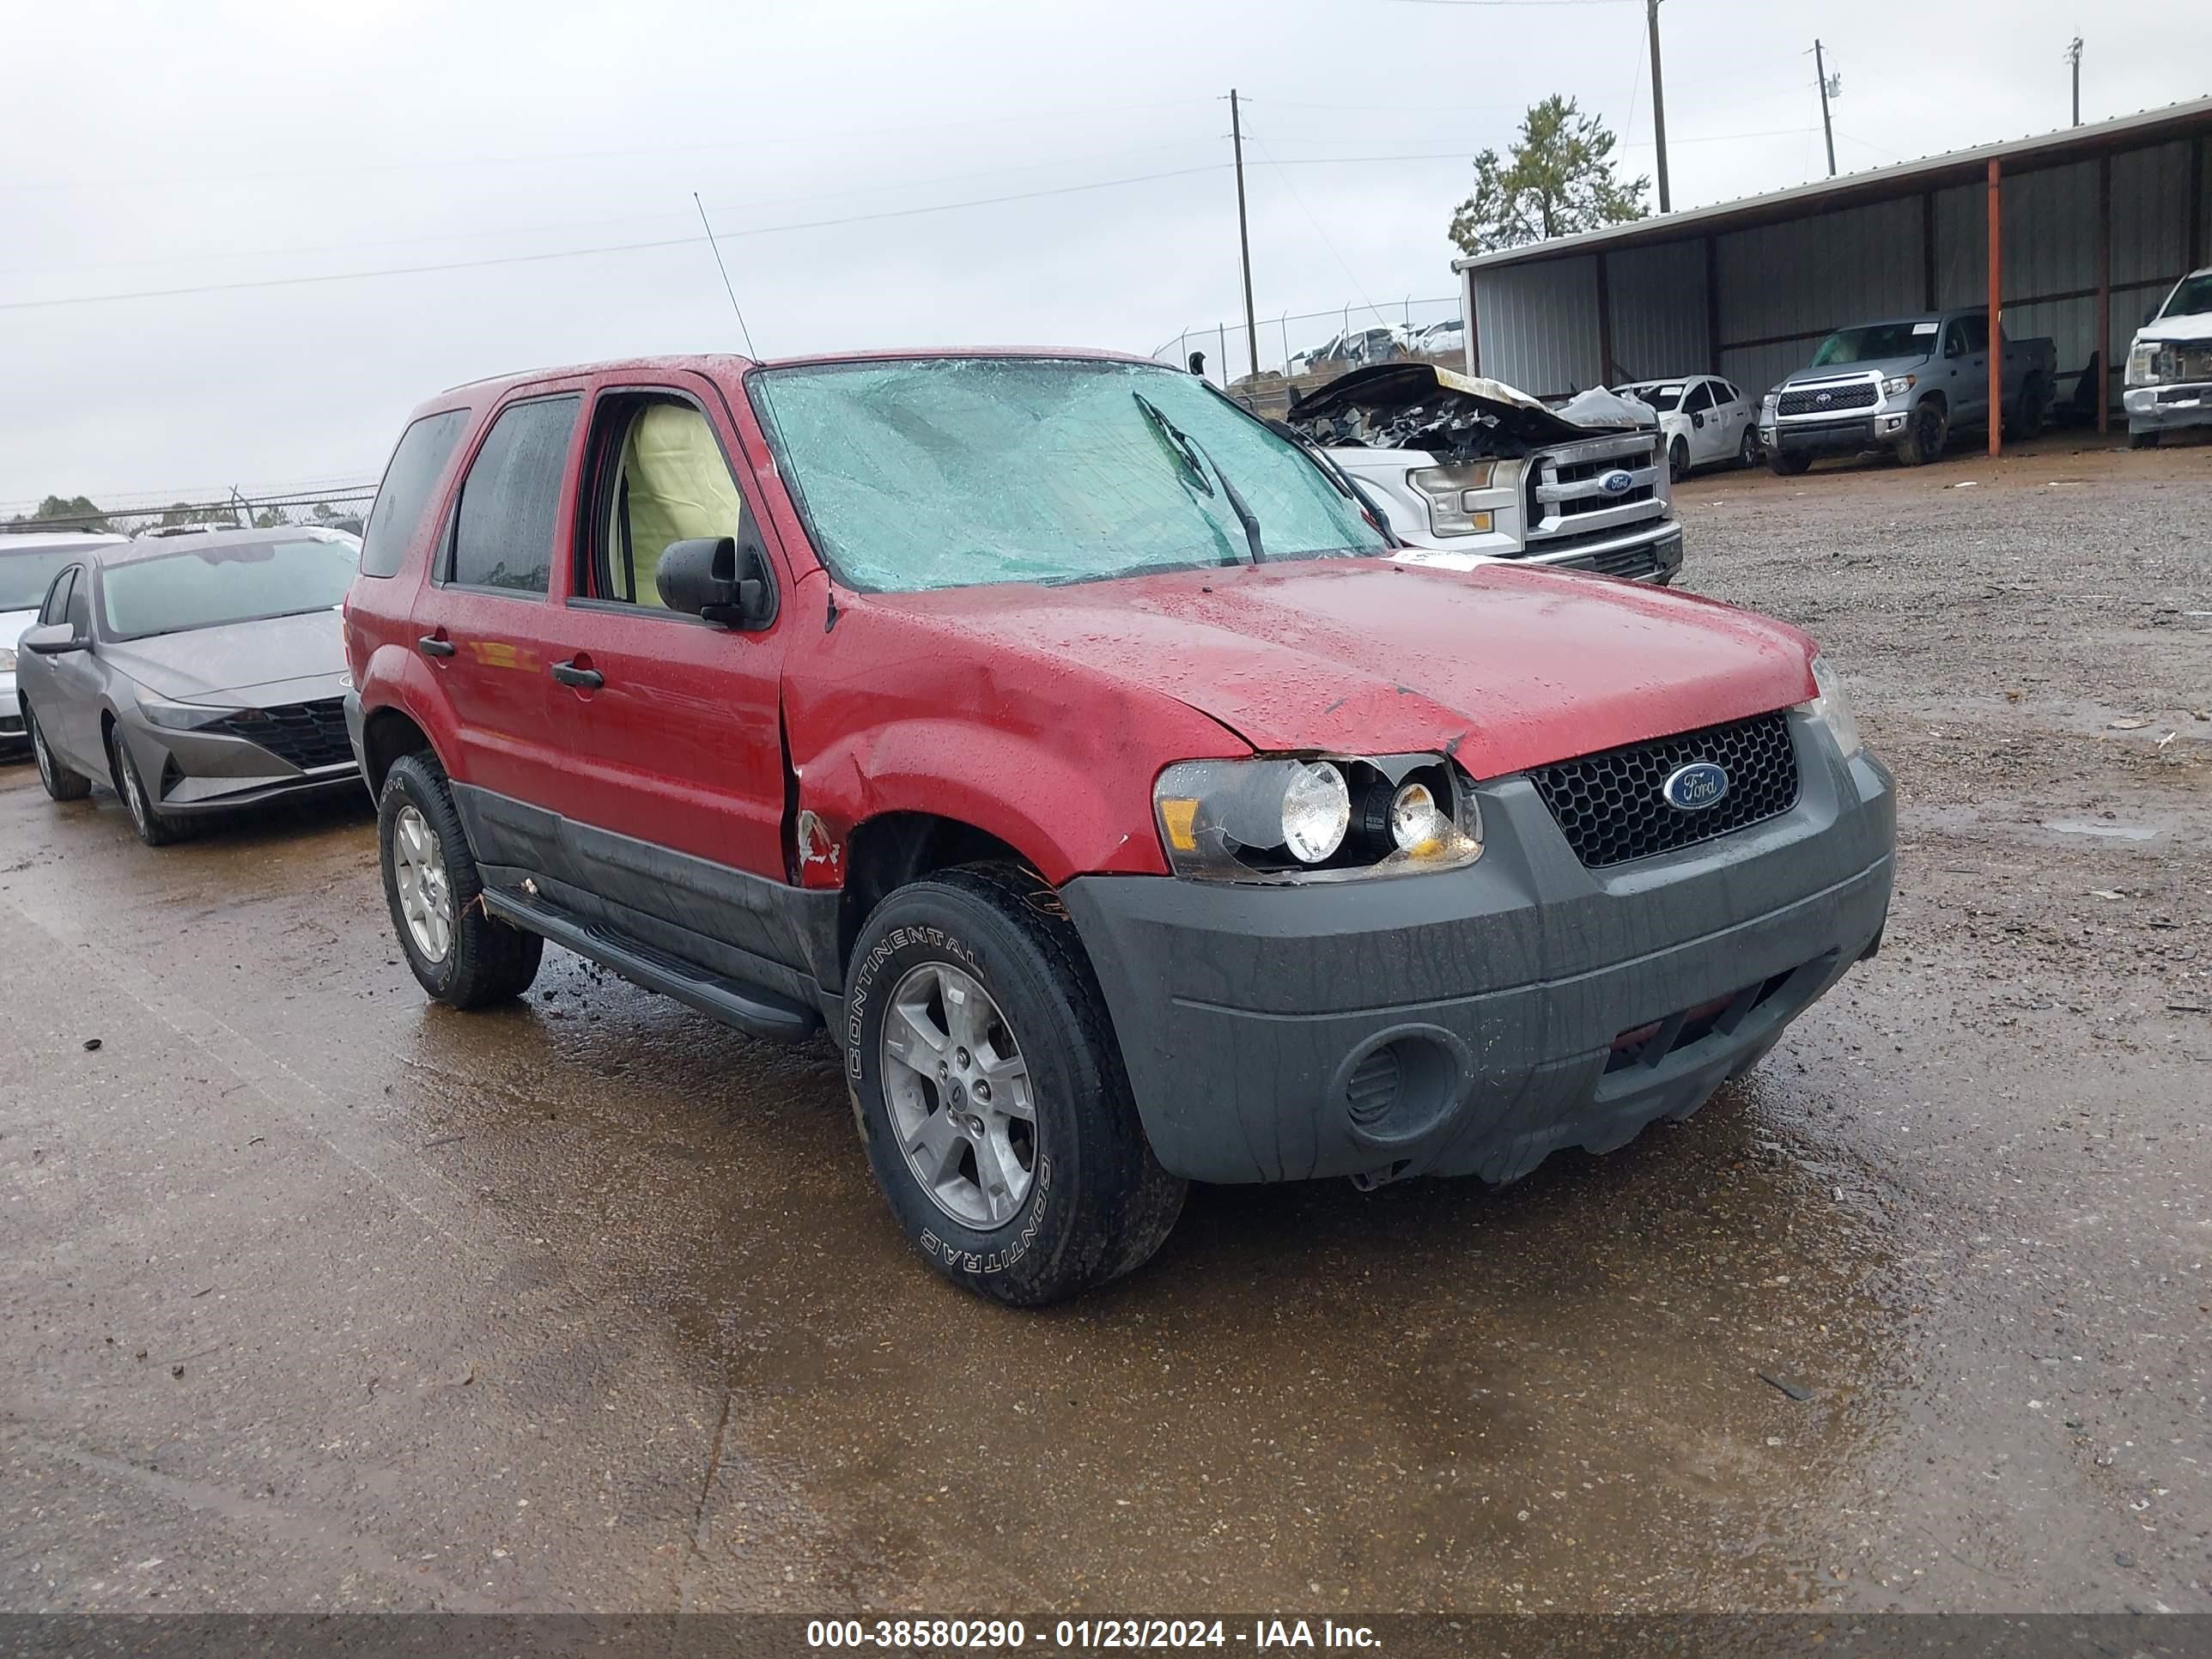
[805,1619,1382,1650]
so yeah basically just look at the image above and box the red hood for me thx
[864,560,1816,778]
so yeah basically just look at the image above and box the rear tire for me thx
[27,704,91,802]
[379,750,543,1008]
[845,862,1184,1306]
[1737,426,1760,468]
[1768,448,1810,477]
[1895,401,1948,466]
[107,727,189,846]
[2006,374,2049,441]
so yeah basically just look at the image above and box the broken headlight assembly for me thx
[1405,460,1498,536]
[1801,655,1863,759]
[1153,754,1483,883]
[2124,341,2170,387]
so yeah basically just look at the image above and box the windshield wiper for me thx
[1133,393,1265,566]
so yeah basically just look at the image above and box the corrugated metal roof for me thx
[1455,95,2212,273]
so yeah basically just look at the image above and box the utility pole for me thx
[2066,37,2083,126]
[1645,0,1671,213]
[1814,40,1838,179]
[1230,89,1259,380]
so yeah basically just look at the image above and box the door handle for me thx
[417,635,455,659]
[550,659,604,690]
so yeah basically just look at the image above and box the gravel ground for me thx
[1,432,2206,1616]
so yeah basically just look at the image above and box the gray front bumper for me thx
[2125,384,2212,434]
[1062,716,1893,1186]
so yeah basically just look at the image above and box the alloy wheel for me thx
[392,803,454,963]
[879,960,1037,1229]
[116,741,149,830]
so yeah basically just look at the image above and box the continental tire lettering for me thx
[847,926,982,1081]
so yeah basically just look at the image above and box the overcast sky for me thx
[3,0,2204,511]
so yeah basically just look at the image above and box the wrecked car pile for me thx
[1287,362,1684,581]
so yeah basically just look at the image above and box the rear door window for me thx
[445,396,580,595]
[360,410,470,580]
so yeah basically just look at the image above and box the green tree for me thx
[1449,95,1650,257]
[158,501,233,527]
[9,493,112,531]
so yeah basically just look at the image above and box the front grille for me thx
[1576,540,1662,580]
[1778,382,1876,416]
[1551,446,1654,485]
[2174,347,2212,381]
[1527,709,1801,869]
[216,698,353,770]
[1603,969,1798,1074]
[1557,483,1654,518]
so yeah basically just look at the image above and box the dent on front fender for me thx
[779,594,1247,888]
[791,719,1169,888]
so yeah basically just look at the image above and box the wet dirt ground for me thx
[3,432,2207,1615]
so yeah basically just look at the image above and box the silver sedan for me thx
[14,527,362,846]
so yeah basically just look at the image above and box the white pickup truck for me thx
[2124,266,2212,447]
[1285,364,1685,584]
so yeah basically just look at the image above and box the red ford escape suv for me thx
[343,350,1893,1305]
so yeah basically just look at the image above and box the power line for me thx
[1,153,1488,314]
[2,139,1211,282]
[0,99,1218,196]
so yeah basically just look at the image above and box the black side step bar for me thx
[481,889,822,1042]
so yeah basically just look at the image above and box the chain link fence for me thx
[1152,294,1463,392]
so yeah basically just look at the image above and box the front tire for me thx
[1668,436,1689,482]
[108,728,188,846]
[27,704,91,801]
[378,750,543,1008]
[846,862,1184,1306]
[1768,447,1810,477]
[2129,428,2160,450]
[1895,401,1948,466]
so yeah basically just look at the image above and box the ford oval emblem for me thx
[1599,468,1635,495]
[1662,762,1730,811]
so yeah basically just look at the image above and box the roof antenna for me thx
[693,191,760,358]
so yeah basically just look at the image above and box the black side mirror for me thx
[1692,410,1705,428]
[21,621,88,655]
[656,537,776,630]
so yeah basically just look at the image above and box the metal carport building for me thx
[1455,96,2212,446]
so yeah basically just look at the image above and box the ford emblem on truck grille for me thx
[1662,762,1730,811]
[1599,468,1635,495]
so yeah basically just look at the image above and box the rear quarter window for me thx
[359,410,471,580]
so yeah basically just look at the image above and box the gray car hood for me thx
[100,606,349,704]
[1781,354,1928,385]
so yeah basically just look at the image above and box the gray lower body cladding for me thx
[1062,716,1893,1186]
[1771,416,1885,456]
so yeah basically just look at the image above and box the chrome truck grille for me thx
[1520,432,1669,574]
